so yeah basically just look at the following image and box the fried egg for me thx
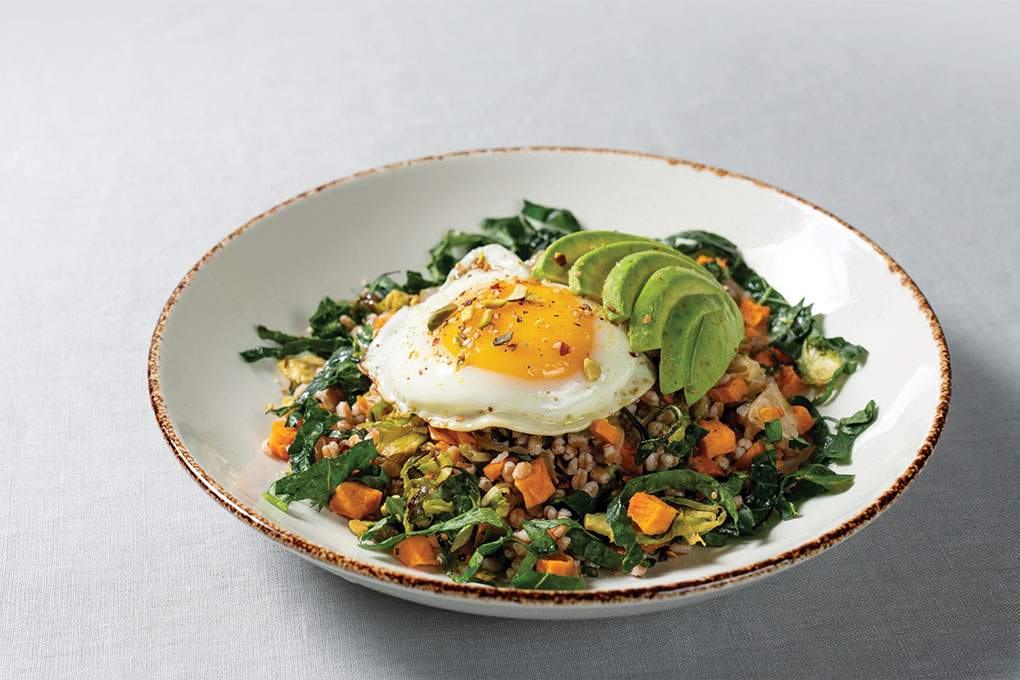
[363,245,655,435]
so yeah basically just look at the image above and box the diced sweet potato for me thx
[753,350,778,367]
[620,441,642,476]
[756,406,786,423]
[707,376,749,404]
[590,418,621,446]
[627,492,678,535]
[733,441,766,471]
[394,535,439,567]
[536,554,578,577]
[266,420,297,460]
[695,419,737,457]
[776,365,809,399]
[740,298,771,327]
[483,456,513,482]
[514,459,556,508]
[690,455,726,477]
[328,481,383,520]
[792,405,815,435]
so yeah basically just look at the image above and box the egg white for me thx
[363,245,655,435]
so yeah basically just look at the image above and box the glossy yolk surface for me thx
[437,278,595,380]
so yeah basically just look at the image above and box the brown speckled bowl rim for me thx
[148,147,951,609]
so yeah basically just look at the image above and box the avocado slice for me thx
[629,266,734,352]
[659,295,721,394]
[568,241,674,299]
[682,308,743,403]
[532,231,658,283]
[602,250,701,322]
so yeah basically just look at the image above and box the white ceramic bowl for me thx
[148,148,950,619]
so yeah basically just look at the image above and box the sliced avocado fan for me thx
[602,250,701,322]
[532,231,658,283]
[629,266,740,352]
[531,229,742,403]
[568,240,671,299]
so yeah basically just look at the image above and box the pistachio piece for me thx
[492,330,514,346]
[477,308,493,329]
[482,298,507,308]
[427,303,457,332]
[583,358,602,382]
[460,306,475,322]
[506,284,528,301]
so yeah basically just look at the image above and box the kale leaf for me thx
[273,439,383,507]
[776,464,855,519]
[742,449,780,526]
[240,325,346,362]
[308,297,357,339]
[281,399,342,472]
[605,469,738,571]
[816,400,878,463]
[425,200,582,279]
[285,342,370,423]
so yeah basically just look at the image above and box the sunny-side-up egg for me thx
[363,244,655,435]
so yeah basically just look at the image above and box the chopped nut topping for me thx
[482,298,507,308]
[492,330,514,346]
[477,308,493,329]
[460,306,475,322]
[583,358,602,382]
[427,303,457,332]
[507,284,528,301]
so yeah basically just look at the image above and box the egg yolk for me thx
[436,278,595,380]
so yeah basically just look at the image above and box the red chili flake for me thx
[559,343,572,356]
[506,343,518,351]
[490,282,502,289]
[553,252,567,266]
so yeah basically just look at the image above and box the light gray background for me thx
[3,1,1018,678]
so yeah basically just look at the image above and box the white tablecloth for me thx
[3,2,1018,678]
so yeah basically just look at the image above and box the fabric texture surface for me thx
[2,1,1018,678]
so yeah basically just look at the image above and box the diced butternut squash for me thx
[733,441,766,471]
[707,376,749,404]
[777,365,809,399]
[536,554,578,577]
[627,492,678,535]
[792,405,815,435]
[267,420,297,460]
[695,419,737,457]
[514,459,556,508]
[690,455,726,477]
[453,430,475,446]
[483,456,513,482]
[328,481,383,519]
[590,418,622,446]
[753,350,778,367]
[740,298,771,327]
[394,535,439,567]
